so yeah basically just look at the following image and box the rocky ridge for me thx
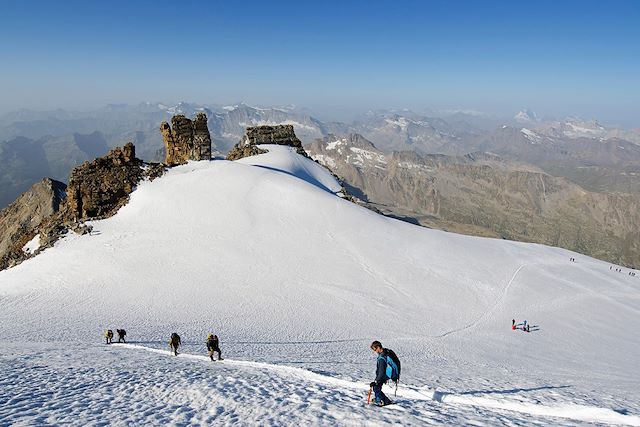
[0,143,165,271]
[66,143,164,221]
[226,125,308,160]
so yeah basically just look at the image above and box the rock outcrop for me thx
[0,143,165,271]
[66,143,149,220]
[0,178,67,270]
[160,113,212,165]
[226,125,307,160]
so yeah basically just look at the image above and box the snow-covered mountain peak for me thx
[514,109,540,123]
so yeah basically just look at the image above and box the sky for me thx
[0,0,639,126]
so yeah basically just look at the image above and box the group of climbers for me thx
[104,329,126,344]
[103,330,401,407]
[105,329,223,361]
[168,332,223,360]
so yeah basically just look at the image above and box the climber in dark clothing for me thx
[116,329,126,343]
[206,334,223,361]
[169,333,181,356]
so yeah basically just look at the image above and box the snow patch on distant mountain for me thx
[320,136,387,167]
[310,154,337,169]
[347,146,387,167]
[563,120,606,138]
[530,118,611,141]
[385,117,411,130]
[397,162,434,171]
[521,128,543,144]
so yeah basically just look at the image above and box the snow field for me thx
[2,342,638,426]
[1,145,639,425]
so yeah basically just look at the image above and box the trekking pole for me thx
[395,380,399,397]
[367,386,372,405]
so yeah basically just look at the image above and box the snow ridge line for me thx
[114,343,640,426]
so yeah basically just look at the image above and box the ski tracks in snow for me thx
[435,264,526,338]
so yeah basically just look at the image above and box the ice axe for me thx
[367,385,372,405]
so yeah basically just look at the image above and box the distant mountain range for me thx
[1,103,639,266]
[306,134,640,267]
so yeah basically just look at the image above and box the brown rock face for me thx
[244,125,303,147]
[0,178,67,270]
[226,125,307,160]
[66,143,145,221]
[161,113,212,165]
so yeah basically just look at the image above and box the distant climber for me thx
[369,340,400,406]
[169,333,181,356]
[526,324,530,332]
[512,319,516,330]
[116,329,126,343]
[206,334,223,361]
[105,329,114,344]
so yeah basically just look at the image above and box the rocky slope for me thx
[0,143,164,271]
[307,134,640,267]
[0,178,66,269]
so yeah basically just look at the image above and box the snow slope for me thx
[236,145,343,195]
[1,145,639,425]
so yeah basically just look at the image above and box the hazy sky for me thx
[1,0,639,126]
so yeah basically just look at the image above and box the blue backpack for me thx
[378,349,401,382]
